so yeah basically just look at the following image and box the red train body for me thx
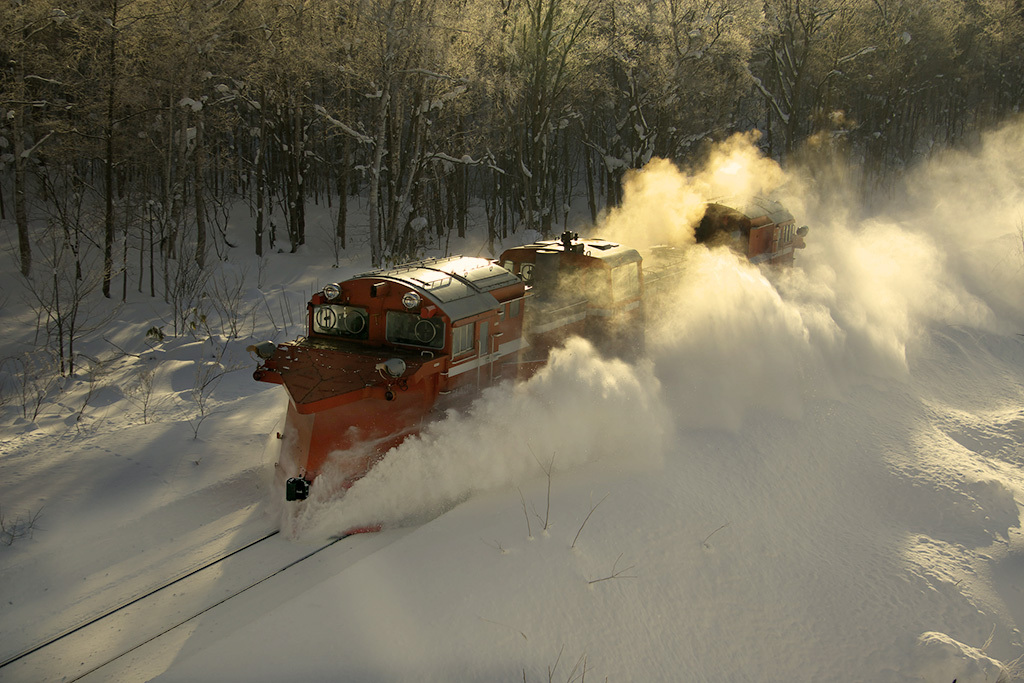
[250,199,805,501]
[696,197,806,266]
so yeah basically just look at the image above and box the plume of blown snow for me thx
[645,247,828,431]
[771,119,1024,379]
[701,130,788,199]
[898,118,1024,327]
[642,123,1020,431]
[290,338,666,539]
[598,132,787,249]
[597,157,707,248]
[287,120,1024,536]
[645,187,1002,434]
[780,217,999,376]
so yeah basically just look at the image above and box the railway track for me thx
[0,530,346,683]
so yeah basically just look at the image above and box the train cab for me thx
[696,197,808,266]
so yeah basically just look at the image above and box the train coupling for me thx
[286,476,311,501]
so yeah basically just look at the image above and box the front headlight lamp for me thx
[323,284,341,301]
[375,358,407,378]
[402,291,421,309]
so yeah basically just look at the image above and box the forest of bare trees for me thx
[2,0,1023,297]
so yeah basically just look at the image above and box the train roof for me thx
[351,256,520,321]
[503,233,641,269]
[709,196,794,226]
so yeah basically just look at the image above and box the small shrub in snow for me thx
[525,646,591,683]
[126,367,157,424]
[0,505,43,546]
[182,341,245,439]
[3,350,60,421]
[587,553,636,585]
[702,522,731,550]
[207,266,257,339]
[571,493,608,550]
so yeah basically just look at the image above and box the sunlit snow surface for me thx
[2,122,1024,682]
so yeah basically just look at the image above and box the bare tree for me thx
[63,0,154,298]
[504,0,599,235]
[1,0,69,278]
[207,265,257,339]
[753,0,874,159]
[3,349,60,421]
[166,252,211,338]
[2,0,1022,295]
[21,184,113,377]
[182,341,243,439]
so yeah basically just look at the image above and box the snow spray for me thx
[290,121,1024,539]
[290,338,667,538]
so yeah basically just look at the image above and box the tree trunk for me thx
[368,86,390,266]
[13,111,31,278]
[293,100,306,247]
[584,144,596,223]
[122,194,130,301]
[255,90,267,257]
[194,107,207,268]
[102,1,119,298]
[335,133,349,250]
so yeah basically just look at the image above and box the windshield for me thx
[385,310,444,349]
[312,304,369,339]
[611,263,640,301]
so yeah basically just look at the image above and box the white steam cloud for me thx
[290,120,1024,539]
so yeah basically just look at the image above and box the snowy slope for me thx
[2,123,1024,682]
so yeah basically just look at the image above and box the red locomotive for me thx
[250,198,805,501]
[695,197,806,266]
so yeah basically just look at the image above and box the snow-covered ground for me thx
[2,124,1024,682]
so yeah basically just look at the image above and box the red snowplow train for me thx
[250,198,806,501]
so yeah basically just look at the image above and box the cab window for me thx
[559,266,610,306]
[312,305,369,339]
[386,311,444,349]
[611,263,640,301]
[452,323,474,356]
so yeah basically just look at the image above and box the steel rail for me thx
[66,534,346,682]
[0,529,281,671]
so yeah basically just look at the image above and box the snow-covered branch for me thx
[749,73,791,124]
[20,131,55,160]
[314,105,373,145]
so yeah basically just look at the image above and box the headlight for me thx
[246,341,277,360]
[375,358,407,378]
[323,284,341,301]
[402,291,421,309]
